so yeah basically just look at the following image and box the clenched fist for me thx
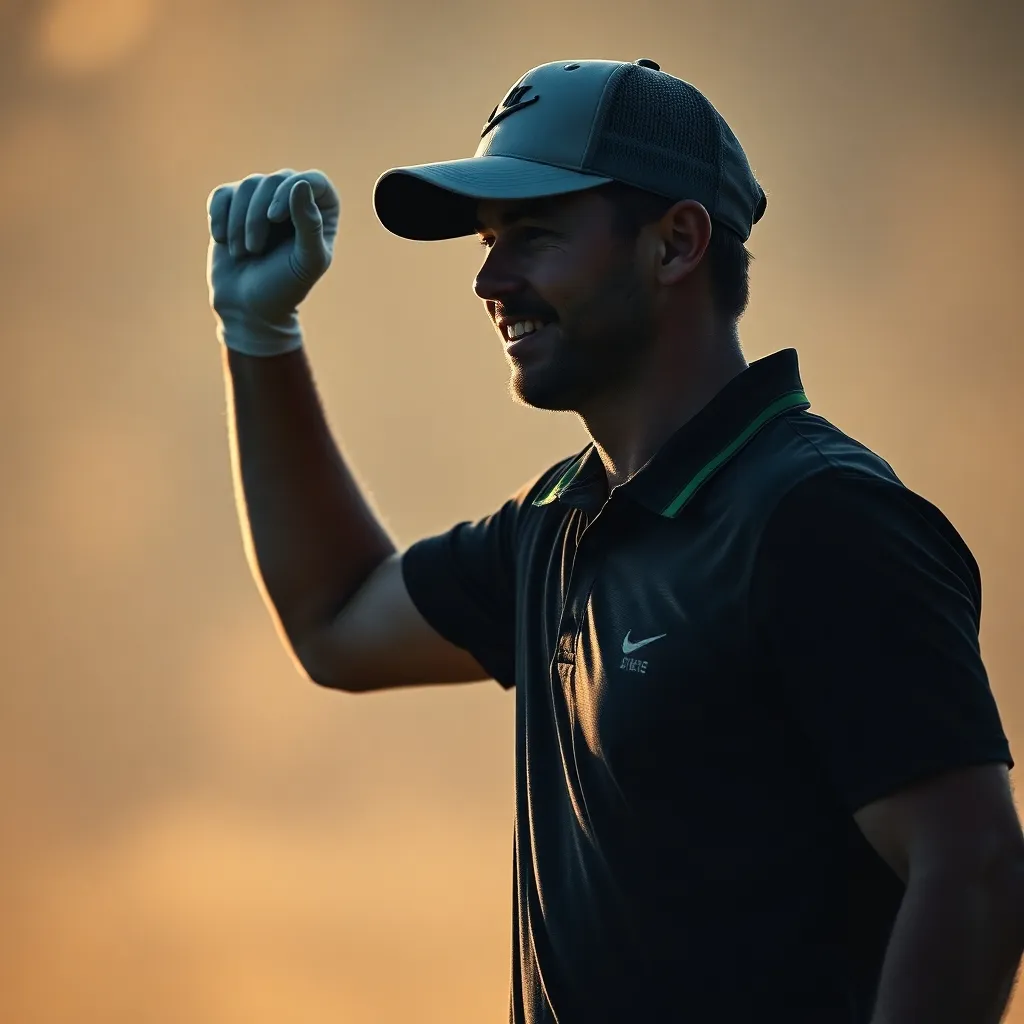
[206,168,340,357]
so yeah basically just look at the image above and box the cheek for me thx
[536,248,627,318]
[574,262,650,331]
[528,251,582,300]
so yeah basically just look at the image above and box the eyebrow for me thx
[474,198,561,233]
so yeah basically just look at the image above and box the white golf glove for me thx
[206,168,340,357]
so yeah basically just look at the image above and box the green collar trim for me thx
[531,351,810,516]
[659,388,809,517]
[533,450,590,506]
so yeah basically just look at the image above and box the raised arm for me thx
[208,168,488,691]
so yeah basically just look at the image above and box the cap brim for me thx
[373,156,613,241]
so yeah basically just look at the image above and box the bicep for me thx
[296,552,491,691]
[853,762,1022,885]
[298,470,546,693]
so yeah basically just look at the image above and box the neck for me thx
[580,324,747,491]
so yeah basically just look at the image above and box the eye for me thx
[477,226,553,250]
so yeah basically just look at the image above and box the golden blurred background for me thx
[0,0,1021,1020]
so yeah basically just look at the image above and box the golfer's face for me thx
[474,191,645,410]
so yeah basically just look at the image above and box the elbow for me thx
[291,643,345,691]
[291,634,366,693]
[305,668,368,693]
[297,659,363,693]
[300,661,347,691]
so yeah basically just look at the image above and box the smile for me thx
[502,318,549,341]
[503,320,555,356]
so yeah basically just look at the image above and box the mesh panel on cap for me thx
[586,65,723,209]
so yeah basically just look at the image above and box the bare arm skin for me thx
[224,345,488,691]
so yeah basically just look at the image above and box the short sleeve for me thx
[401,471,551,689]
[750,470,1013,813]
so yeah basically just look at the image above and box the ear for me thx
[654,200,712,287]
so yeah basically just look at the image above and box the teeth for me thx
[506,320,545,340]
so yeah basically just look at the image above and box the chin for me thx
[508,367,587,413]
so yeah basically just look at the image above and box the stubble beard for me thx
[508,255,657,414]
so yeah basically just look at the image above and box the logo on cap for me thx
[481,84,540,137]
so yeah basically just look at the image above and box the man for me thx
[206,59,1024,1023]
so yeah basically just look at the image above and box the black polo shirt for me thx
[401,349,1013,1024]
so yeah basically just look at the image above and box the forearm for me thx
[870,867,1024,1024]
[224,344,395,645]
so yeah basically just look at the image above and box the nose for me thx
[473,247,523,302]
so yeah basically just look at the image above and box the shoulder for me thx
[710,407,903,535]
[741,409,903,500]
[758,469,982,614]
[737,408,967,545]
[741,411,981,595]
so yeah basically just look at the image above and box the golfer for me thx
[206,58,1024,1023]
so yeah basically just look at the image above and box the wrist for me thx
[215,309,303,358]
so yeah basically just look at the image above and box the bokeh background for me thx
[1,0,1022,1020]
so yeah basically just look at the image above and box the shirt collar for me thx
[533,349,809,518]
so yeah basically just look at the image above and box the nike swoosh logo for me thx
[480,94,540,136]
[621,631,667,654]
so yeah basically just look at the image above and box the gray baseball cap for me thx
[373,58,766,243]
